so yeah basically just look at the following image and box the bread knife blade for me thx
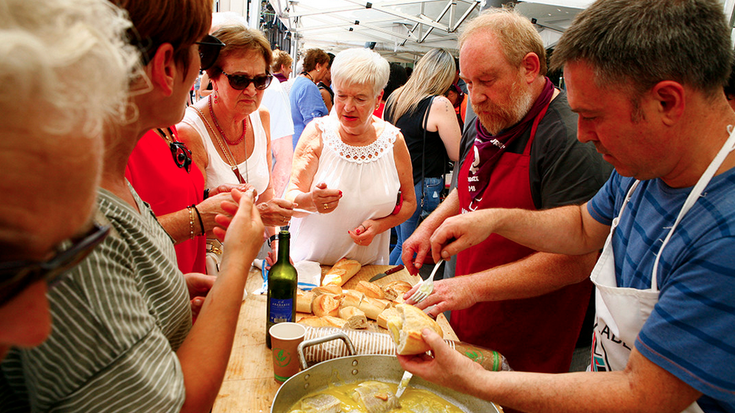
[368,265,405,282]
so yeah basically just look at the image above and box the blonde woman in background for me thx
[384,48,461,265]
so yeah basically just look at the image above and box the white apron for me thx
[590,126,735,413]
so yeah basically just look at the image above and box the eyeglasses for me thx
[0,223,110,307]
[196,35,225,71]
[169,141,192,173]
[221,71,273,90]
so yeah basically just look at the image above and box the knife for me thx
[368,265,405,282]
[395,370,413,399]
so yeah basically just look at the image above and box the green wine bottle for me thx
[266,230,297,349]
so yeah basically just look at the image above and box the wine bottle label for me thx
[268,298,294,323]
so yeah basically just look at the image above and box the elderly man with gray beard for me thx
[400,8,611,382]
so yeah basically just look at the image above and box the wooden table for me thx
[211,265,458,413]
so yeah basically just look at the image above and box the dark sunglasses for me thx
[221,71,273,90]
[196,35,225,71]
[169,141,192,173]
[0,223,110,307]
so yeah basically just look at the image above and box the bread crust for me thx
[312,294,341,317]
[296,290,315,314]
[355,281,385,299]
[388,304,443,355]
[382,281,412,302]
[322,258,362,287]
[338,306,368,329]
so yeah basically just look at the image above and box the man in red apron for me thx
[402,9,611,377]
[399,0,735,412]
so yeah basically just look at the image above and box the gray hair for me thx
[0,0,140,139]
[551,0,733,99]
[330,48,390,98]
[459,9,547,76]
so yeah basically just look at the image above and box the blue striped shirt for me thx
[588,170,735,412]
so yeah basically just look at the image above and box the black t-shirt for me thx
[385,96,449,184]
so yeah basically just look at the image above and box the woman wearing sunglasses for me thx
[179,25,294,269]
[0,0,138,361]
[125,34,253,276]
[0,1,266,412]
[285,48,416,266]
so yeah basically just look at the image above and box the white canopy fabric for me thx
[266,0,590,63]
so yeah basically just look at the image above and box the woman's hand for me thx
[214,189,265,274]
[184,272,216,321]
[348,220,380,246]
[257,198,295,227]
[208,183,254,198]
[312,182,342,214]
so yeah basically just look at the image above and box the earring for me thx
[213,90,219,103]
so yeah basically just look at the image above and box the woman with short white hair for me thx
[285,47,417,265]
[0,0,138,360]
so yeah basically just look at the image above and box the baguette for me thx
[322,258,362,287]
[387,304,443,355]
[312,294,340,317]
[311,285,343,296]
[338,306,368,329]
[296,290,315,314]
[382,281,413,302]
[358,296,390,320]
[340,290,364,309]
[377,306,399,329]
[354,281,384,299]
[298,315,347,329]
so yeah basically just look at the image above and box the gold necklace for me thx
[193,101,248,184]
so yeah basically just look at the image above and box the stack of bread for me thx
[296,258,413,332]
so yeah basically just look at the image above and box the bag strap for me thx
[421,96,435,209]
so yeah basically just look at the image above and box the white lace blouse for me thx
[289,116,401,265]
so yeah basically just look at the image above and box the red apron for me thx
[453,109,592,374]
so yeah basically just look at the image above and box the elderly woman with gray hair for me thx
[285,48,416,265]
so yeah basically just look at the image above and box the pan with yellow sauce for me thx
[286,380,464,413]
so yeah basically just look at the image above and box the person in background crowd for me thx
[374,62,409,118]
[179,24,294,271]
[318,52,336,112]
[0,1,265,412]
[401,9,611,384]
[445,83,467,130]
[262,63,296,198]
[290,48,330,149]
[401,0,735,411]
[286,48,416,265]
[384,48,461,266]
[272,50,293,85]
[0,0,138,361]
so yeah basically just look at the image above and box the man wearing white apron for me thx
[396,0,735,412]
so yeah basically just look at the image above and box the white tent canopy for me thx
[268,0,483,63]
[265,1,596,63]
[238,0,735,64]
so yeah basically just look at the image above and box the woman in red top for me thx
[125,36,251,274]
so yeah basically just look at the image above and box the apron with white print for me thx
[590,126,735,413]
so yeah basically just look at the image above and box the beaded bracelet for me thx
[190,204,205,236]
[187,206,195,239]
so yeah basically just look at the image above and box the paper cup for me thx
[269,322,306,383]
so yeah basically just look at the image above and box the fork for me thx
[408,260,444,304]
